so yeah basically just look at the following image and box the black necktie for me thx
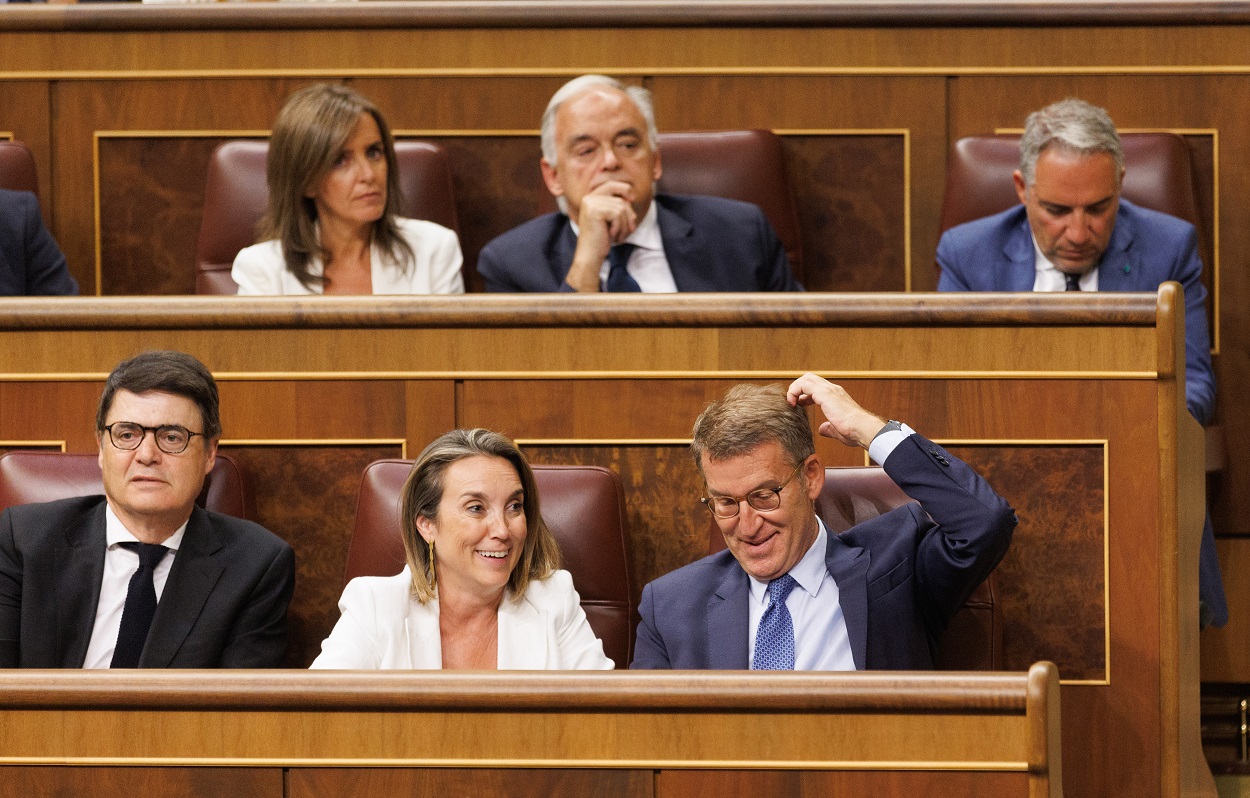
[110,542,169,668]
[605,243,641,292]
[1065,273,1081,291]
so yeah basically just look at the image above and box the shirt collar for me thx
[747,517,829,603]
[104,502,188,552]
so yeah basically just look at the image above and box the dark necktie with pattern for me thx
[751,573,799,670]
[1065,273,1081,291]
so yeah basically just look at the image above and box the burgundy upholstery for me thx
[0,450,251,520]
[195,139,460,294]
[0,140,39,198]
[656,130,804,283]
[707,466,1001,670]
[940,132,1202,234]
[344,459,634,668]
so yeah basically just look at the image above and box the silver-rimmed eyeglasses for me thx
[102,422,205,455]
[701,460,804,518]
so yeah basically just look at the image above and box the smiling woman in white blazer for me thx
[310,428,612,670]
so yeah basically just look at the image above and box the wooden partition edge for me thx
[0,293,1161,331]
[0,1,1248,33]
[0,669,1036,712]
[1026,661,1063,798]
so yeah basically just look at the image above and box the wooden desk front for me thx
[0,665,1062,798]
[0,289,1202,798]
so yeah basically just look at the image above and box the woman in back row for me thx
[232,83,464,295]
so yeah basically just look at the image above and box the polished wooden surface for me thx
[0,664,1062,798]
[0,289,1200,798]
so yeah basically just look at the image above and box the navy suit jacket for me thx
[937,199,1227,626]
[477,193,802,293]
[936,199,1214,426]
[630,435,1016,670]
[0,496,295,668]
[0,189,77,296]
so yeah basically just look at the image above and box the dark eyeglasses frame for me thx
[701,460,805,519]
[101,422,206,455]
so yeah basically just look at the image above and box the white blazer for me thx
[231,217,465,296]
[309,567,614,670]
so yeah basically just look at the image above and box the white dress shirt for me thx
[82,505,187,669]
[745,423,914,670]
[1031,235,1098,292]
[570,201,678,293]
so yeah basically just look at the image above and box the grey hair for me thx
[1018,98,1124,186]
[540,74,659,165]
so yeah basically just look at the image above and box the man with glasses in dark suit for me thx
[631,373,1015,671]
[0,350,294,668]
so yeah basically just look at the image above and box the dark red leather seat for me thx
[0,450,251,519]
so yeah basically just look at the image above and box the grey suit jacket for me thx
[0,496,294,668]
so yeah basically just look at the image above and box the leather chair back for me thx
[657,130,804,283]
[344,459,634,668]
[707,465,1001,670]
[0,450,251,519]
[195,139,460,294]
[940,132,1202,234]
[0,140,39,197]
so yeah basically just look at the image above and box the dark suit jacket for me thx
[936,199,1214,426]
[630,435,1015,670]
[476,193,802,293]
[0,189,77,296]
[0,496,295,668]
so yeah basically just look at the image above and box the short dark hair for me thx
[96,351,222,439]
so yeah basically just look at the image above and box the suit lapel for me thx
[657,201,714,291]
[1003,214,1038,291]
[826,531,870,670]
[141,508,224,667]
[550,218,579,287]
[707,566,750,668]
[1097,202,1137,290]
[53,503,107,668]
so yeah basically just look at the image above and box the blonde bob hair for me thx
[400,428,561,604]
[259,83,414,290]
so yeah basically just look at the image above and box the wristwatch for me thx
[872,419,904,442]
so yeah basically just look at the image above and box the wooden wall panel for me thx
[0,766,281,798]
[649,75,946,290]
[656,769,1029,798]
[219,443,403,668]
[0,82,52,215]
[289,768,652,798]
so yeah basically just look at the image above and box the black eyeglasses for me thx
[102,422,205,455]
[701,460,804,519]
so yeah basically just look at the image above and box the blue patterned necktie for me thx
[111,542,169,668]
[752,573,799,670]
[605,243,641,292]
[1065,273,1081,291]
